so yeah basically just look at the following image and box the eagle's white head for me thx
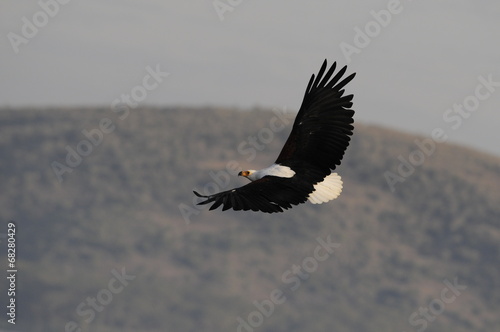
[238,170,257,181]
[238,164,295,182]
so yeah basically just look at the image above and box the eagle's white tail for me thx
[307,173,343,204]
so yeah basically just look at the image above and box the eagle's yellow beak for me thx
[238,171,250,177]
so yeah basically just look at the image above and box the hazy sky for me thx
[1,1,499,156]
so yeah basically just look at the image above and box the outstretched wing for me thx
[276,60,355,174]
[194,176,314,213]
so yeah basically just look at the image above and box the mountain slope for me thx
[0,107,499,332]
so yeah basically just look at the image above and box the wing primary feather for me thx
[209,198,223,211]
[193,190,205,198]
[312,59,328,89]
[230,195,241,211]
[305,74,315,95]
[327,66,348,89]
[318,61,337,87]
[332,72,356,91]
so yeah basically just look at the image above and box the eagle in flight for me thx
[194,60,355,213]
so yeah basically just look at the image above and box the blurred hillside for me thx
[0,106,499,332]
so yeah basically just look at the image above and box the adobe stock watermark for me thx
[404,276,467,332]
[7,0,72,54]
[51,64,169,182]
[212,0,244,21]
[236,235,340,332]
[384,73,500,192]
[65,267,136,332]
[178,106,293,224]
[340,0,408,64]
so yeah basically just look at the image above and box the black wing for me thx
[194,176,314,213]
[276,59,355,175]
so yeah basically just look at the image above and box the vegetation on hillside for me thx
[1,107,499,332]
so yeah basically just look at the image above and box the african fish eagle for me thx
[194,59,355,213]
